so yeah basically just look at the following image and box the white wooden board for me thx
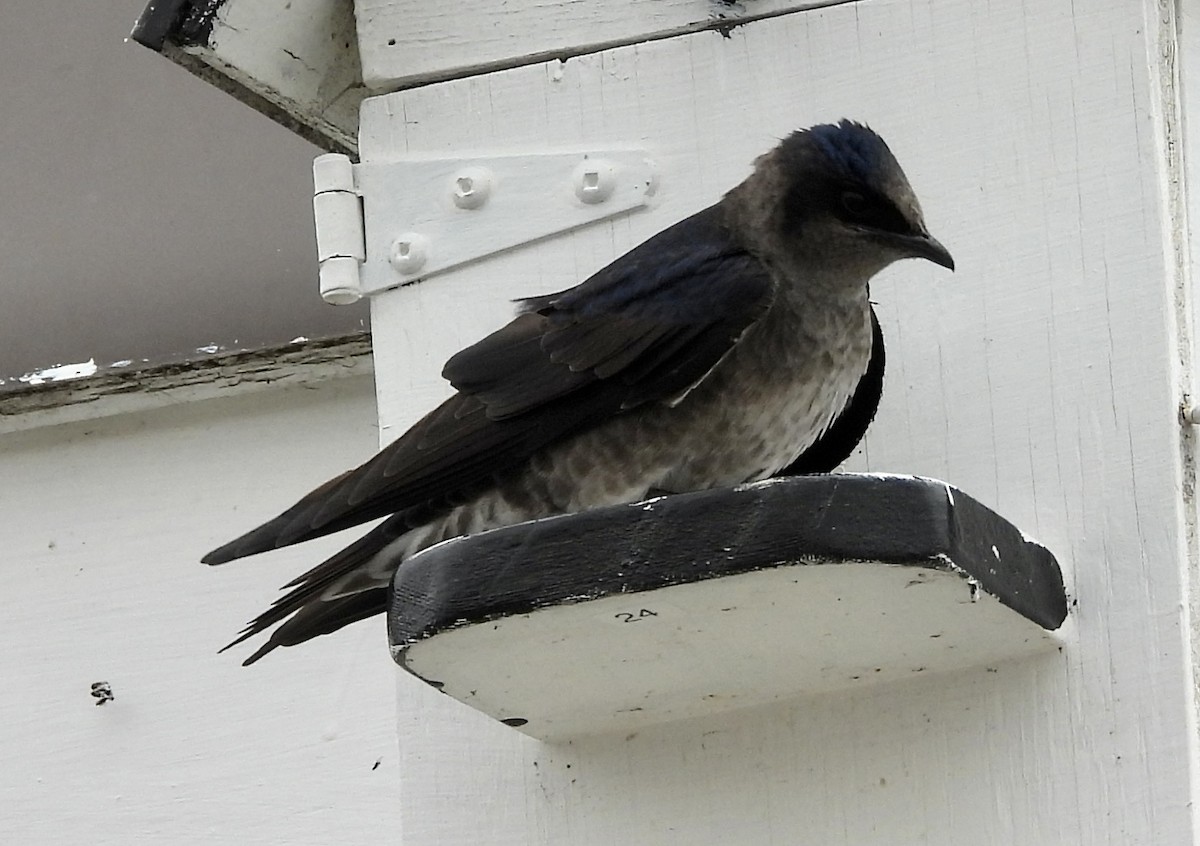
[402,559,1062,740]
[157,0,366,150]
[0,373,400,844]
[354,0,839,91]
[359,0,1197,842]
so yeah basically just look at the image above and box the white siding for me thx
[0,372,403,844]
[360,0,1200,842]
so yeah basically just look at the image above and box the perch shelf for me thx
[389,474,1067,740]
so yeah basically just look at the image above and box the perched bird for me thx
[207,120,954,664]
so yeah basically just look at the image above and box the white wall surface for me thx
[9,0,1198,843]
[360,0,1200,842]
[0,372,401,844]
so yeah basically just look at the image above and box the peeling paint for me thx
[0,333,372,434]
[16,358,98,386]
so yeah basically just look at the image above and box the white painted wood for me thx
[174,0,366,149]
[402,549,1062,740]
[353,0,843,91]
[358,0,1199,842]
[0,372,402,844]
[0,335,371,434]
[1177,0,1200,741]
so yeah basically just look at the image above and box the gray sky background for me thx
[0,1,369,386]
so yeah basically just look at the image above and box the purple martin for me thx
[206,120,954,664]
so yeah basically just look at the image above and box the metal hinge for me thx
[311,150,657,305]
[312,154,366,305]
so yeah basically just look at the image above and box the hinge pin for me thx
[312,153,365,305]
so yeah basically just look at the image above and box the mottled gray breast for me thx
[521,278,873,507]
[354,275,874,592]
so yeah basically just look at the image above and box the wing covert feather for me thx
[204,203,775,565]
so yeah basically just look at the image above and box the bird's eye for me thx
[835,188,912,235]
[840,191,869,218]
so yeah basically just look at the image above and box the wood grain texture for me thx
[361,0,1197,842]
[354,0,845,91]
[1176,1,1200,746]
[0,376,400,844]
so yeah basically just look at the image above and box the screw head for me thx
[389,233,429,275]
[573,159,616,204]
[451,167,492,210]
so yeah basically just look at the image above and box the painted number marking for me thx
[614,608,659,623]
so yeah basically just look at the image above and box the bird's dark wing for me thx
[218,514,410,664]
[203,203,774,566]
[777,305,884,475]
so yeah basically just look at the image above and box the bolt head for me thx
[389,233,429,274]
[573,159,616,204]
[451,167,492,210]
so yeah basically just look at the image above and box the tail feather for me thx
[201,469,363,566]
[220,515,412,663]
[234,589,389,666]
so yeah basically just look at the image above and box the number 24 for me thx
[614,608,659,623]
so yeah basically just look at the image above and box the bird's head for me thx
[738,120,954,280]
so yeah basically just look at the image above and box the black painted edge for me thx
[944,484,1066,632]
[131,0,211,51]
[176,0,224,47]
[388,475,1067,660]
[131,0,189,50]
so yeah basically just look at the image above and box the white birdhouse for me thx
[131,0,1200,843]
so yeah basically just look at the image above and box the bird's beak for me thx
[904,232,955,271]
[862,227,955,271]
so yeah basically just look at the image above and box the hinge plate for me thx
[355,150,656,297]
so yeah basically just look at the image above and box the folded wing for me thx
[203,204,776,566]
